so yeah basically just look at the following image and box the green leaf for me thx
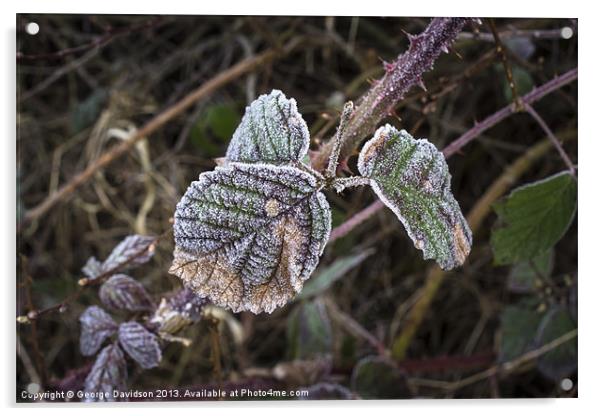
[535,307,577,381]
[297,249,374,300]
[358,124,472,270]
[351,356,410,399]
[498,305,542,362]
[190,104,240,157]
[507,250,554,293]
[491,171,577,265]
[287,298,333,359]
[225,90,310,164]
[170,163,331,314]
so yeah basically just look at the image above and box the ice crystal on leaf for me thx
[170,162,331,314]
[358,124,472,270]
[79,306,118,356]
[225,90,310,164]
[99,274,154,312]
[118,321,162,369]
[83,343,127,402]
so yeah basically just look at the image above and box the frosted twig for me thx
[325,101,354,179]
[524,103,576,176]
[313,17,473,170]
[331,176,371,193]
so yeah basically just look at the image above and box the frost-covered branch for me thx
[313,17,473,170]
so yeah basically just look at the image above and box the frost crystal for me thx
[99,274,154,312]
[79,306,118,356]
[170,162,331,314]
[102,234,156,272]
[118,321,162,369]
[150,288,207,335]
[225,90,310,164]
[83,343,127,402]
[358,124,472,270]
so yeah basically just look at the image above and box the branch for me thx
[312,17,473,170]
[19,39,301,230]
[329,67,578,243]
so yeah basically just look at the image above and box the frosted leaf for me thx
[83,343,127,402]
[101,235,156,274]
[118,321,162,369]
[82,256,103,279]
[150,288,208,335]
[169,162,331,314]
[358,125,472,270]
[79,306,118,356]
[99,274,154,312]
[225,90,310,164]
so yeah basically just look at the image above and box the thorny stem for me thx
[443,67,577,158]
[331,176,372,193]
[524,103,576,176]
[313,17,473,170]
[325,101,355,180]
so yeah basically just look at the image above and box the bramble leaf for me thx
[491,171,577,265]
[102,234,156,272]
[535,307,577,381]
[498,305,541,362]
[83,343,127,402]
[358,125,472,270]
[118,321,162,369]
[225,90,310,164]
[82,256,103,280]
[79,306,118,356]
[99,274,154,312]
[287,298,333,359]
[170,162,331,314]
[507,250,554,293]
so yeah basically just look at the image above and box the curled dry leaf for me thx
[83,343,127,402]
[150,288,208,335]
[79,306,118,356]
[358,124,472,270]
[118,321,162,369]
[99,274,154,312]
[170,162,331,314]
[225,89,310,164]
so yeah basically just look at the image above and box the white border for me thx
[4,1,598,415]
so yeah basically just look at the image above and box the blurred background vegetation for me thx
[17,15,577,400]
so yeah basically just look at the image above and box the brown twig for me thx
[20,39,301,230]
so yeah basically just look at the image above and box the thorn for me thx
[451,46,463,60]
[381,58,396,73]
[417,79,427,91]
[401,29,418,46]
[473,18,483,25]
[388,107,402,122]
[441,44,449,54]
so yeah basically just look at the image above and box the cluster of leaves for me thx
[79,235,207,401]
[170,90,472,315]
[493,172,577,381]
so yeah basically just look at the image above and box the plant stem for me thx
[442,67,577,158]
[313,17,473,170]
[325,101,354,179]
